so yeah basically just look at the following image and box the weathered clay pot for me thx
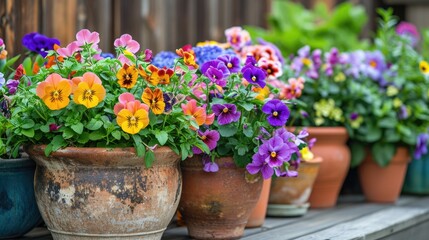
[26,145,181,240]
[359,147,410,203]
[246,178,271,228]
[0,157,42,239]
[267,158,322,217]
[179,156,262,239]
[307,127,350,208]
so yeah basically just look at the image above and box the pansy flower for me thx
[246,153,274,179]
[181,99,208,127]
[212,103,241,125]
[36,73,72,110]
[217,54,241,73]
[202,154,219,173]
[72,72,106,108]
[192,130,220,154]
[262,99,290,127]
[420,60,429,75]
[201,60,230,87]
[242,65,266,88]
[148,65,174,85]
[116,100,149,134]
[176,48,198,68]
[141,87,165,115]
[113,92,149,115]
[258,58,283,79]
[116,64,138,89]
[225,26,251,51]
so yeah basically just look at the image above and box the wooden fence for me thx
[0,0,270,57]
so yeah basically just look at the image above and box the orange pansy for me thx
[141,87,165,115]
[36,73,72,110]
[116,64,138,89]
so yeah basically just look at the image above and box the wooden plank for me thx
[293,207,429,240]
[42,0,77,47]
[380,219,429,240]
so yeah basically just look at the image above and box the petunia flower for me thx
[114,34,140,53]
[192,130,220,154]
[73,72,106,108]
[181,99,207,127]
[247,153,274,179]
[75,29,100,47]
[36,73,72,110]
[116,101,149,134]
[141,87,165,115]
[57,41,81,57]
[116,64,138,89]
[262,99,290,127]
[212,103,241,125]
[242,66,266,88]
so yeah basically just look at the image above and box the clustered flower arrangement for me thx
[3,29,214,166]
[2,27,312,179]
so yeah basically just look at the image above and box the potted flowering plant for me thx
[177,27,308,239]
[0,38,42,239]
[348,9,429,203]
[6,29,211,239]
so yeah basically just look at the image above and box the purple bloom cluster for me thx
[247,128,300,179]
[415,133,429,159]
[22,32,60,57]
[6,79,19,95]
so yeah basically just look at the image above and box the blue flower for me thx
[151,51,178,69]
[22,32,60,57]
[193,45,224,65]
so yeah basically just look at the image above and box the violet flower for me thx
[258,136,294,167]
[22,32,60,57]
[217,55,241,73]
[274,168,298,177]
[192,130,220,154]
[202,154,219,173]
[144,49,153,62]
[242,66,266,88]
[201,60,230,87]
[205,67,226,87]
[262,99,290,127]
[6,80,19,95]
[414,133,429,159]
[212,103,241,125]
[247,153,274,179]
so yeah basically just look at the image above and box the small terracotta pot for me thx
[246,178,271,228]
[359,147,410,203]
[179,156,262,239]
[26,145,181,240]
[267,158,322,216]
[306,127,350,208]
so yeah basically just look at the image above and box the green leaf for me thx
[89,131,105,141]
[371,142,396,167]
[21,119,35,129]
[132,135,145,157]
[71,122,84,134]
[365,125,382,142]
[144,150,155,168]
[218,124,237,137]
[77,132,90,144]
[240,102,254,111]
[180,143,190,160]
[243,126,254,138]
[22,57,33,76]
[237,145,248,156]
[86,119,103,130]
[49,135,67,153]
[155,131,169,145]
[21,128,34,138]
[350,142,366,167]
[62,128,75,139]
[378,117,397,128]
[40,124,50,133]
[111,130,121,140]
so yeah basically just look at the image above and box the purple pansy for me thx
[192,130,220,154]
[274,168,298,178]
[363,51,387,81]
[246,153,274,179]
[414,133,429,159]
[217,55,241,73]
[205,67,226,87]
[262,99,290,127]
[398,105,408,120]
[258,136,294,167]
[212,103,241,125]
[6,79,19,95]
[201,60,230,87]
[242,66,266,88]
[202,154,219,173]
[22,32,60,57]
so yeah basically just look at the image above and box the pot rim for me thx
[0,157,35,169]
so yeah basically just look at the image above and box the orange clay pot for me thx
[267,158,322,216]
[179,156,262,240]
[358,147,410,203]
[306,127,350,208]
[246,178,271,228]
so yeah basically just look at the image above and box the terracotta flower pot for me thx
[179,156,262,239]
[306,127,350,208]
[359,147,410,203]
[0,157,42,239]
[267,158,322,217]
[246,178,271,228]
[25,145,181,240]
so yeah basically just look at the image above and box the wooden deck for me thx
[22,194,429,240]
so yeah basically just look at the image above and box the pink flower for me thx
[57,41,81,57]
[118,54,132,65]
[225,26,251,51]
[114,34,140,53]
[114,92,149,115]
[75,29,100,46]
[144,49,153,62]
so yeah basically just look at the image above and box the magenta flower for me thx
[217,55,241,73]
[247,153,274,179]
[201,60,230,87]
[396,21,420,47]
[205,67,226,87]
[242,66,266,88]
[75,29,100,46]
[6,80,19,95]
[202,155,219,173]
[57,41,81,57]
[144,49,153,62]
[49,124,61,132]
[114,34,140,53]
[212,103,241,125]
[192,130,220,154]
[262,99,290,127]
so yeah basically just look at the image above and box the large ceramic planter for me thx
[179,156,263,239]
[267,158,322,217]
[25,145,181,240]
[0,157,42,239]
[403,152,429,194]
[246,178,271,228]
[306,127,350,208]
[359,147,410,203]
